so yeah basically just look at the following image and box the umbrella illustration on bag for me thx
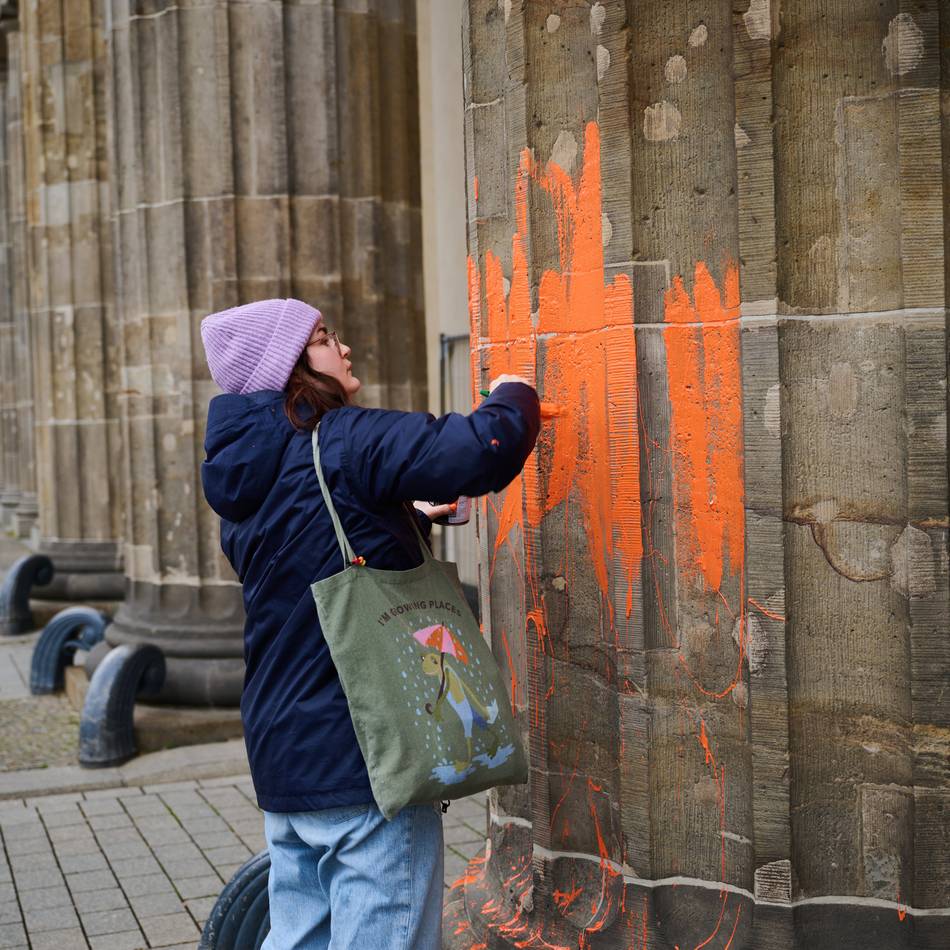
[413,623,499,772]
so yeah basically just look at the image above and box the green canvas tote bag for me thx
[309,423,528,820]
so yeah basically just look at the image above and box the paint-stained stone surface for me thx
[0,0,949,947]
[451,0,950,948]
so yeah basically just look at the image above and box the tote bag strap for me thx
[312,423,358,569]
[312,422,432,570]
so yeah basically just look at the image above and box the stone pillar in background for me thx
[104,0,426,705]
[450,1,949,948]
[0,35,16,532]
[3,25,37,541]
[332,0,426,409]
[18,0,123,596]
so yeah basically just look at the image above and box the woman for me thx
[199,298,539,949]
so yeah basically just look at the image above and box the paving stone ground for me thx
[0,776,487,949]
[0,630,488,948]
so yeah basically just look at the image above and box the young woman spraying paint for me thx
[199,299,539,950]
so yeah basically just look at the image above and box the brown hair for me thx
[283,351,350,431]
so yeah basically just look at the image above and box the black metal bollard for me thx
[199,850,271,950]
[78,643,165,768]
[30,606,110,694]
[0,554,54,636]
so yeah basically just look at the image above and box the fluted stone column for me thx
[18,0,123,594]
[451,1,949,948]
[774,0,949,934]
[104,0,426,705]
[3,25,36,541]
[0,45,16,532]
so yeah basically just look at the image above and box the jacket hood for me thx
[201,390,298,523]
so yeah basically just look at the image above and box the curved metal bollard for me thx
[0,554,54,636]
[78,643,166,768]
[30,606,110,694]
[199,850,270,950]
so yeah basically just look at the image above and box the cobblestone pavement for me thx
[0,638,81,773]
[0,697,81,772]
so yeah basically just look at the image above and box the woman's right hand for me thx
[488,374,534,393]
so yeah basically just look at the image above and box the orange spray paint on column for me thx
[465,118,749,949]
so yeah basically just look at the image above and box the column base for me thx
[105,579,245,707]
[34,539,126,600]
[13,494,38,540]
[0,490,20,533]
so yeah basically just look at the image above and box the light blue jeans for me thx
[261,801,444,950]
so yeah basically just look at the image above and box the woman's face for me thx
[305,323,361,397]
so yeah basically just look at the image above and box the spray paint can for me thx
[429,496,471,526]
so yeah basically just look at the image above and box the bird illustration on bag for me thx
[413,624,500,773]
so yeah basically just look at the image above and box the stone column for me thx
[103,0,426,705]
[4,25,37,541]
[775,0,949,938]
[0,38,16,532]
[18,0,123,595]
[451,1,949,947]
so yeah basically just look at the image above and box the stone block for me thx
[22,905,80,934]
[172,875,221,900]
[161,858,215,880]
[107,856,163,879]
[0,921,27,948]
[119,873,176,898]
[79,907,138,936]
[58,853,108,874]
[51,837,103,858]
[64,870,116,893]
[72,888,129,914]
[28,929,88,950]
[137,912,199,947]
[127,891,184,918]
[87,932,144,950]
[184,896,216,926]
[12,868,64,891]
[86,813,133,832]
[203,844,250,867]
[4,836,53,858]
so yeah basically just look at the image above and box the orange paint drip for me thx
[499,626,520,708]
[534,123,641,602]
[664,262,744,592]
[472,120,641,612]
[748,597,785,622]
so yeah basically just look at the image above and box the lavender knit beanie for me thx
[200,299,322,394]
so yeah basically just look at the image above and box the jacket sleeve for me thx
[340,382,540,507]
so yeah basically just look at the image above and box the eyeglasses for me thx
[308,328,342,355]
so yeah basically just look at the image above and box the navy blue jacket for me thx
[201,382,540,812]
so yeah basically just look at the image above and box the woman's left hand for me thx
[413,500,457,521]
